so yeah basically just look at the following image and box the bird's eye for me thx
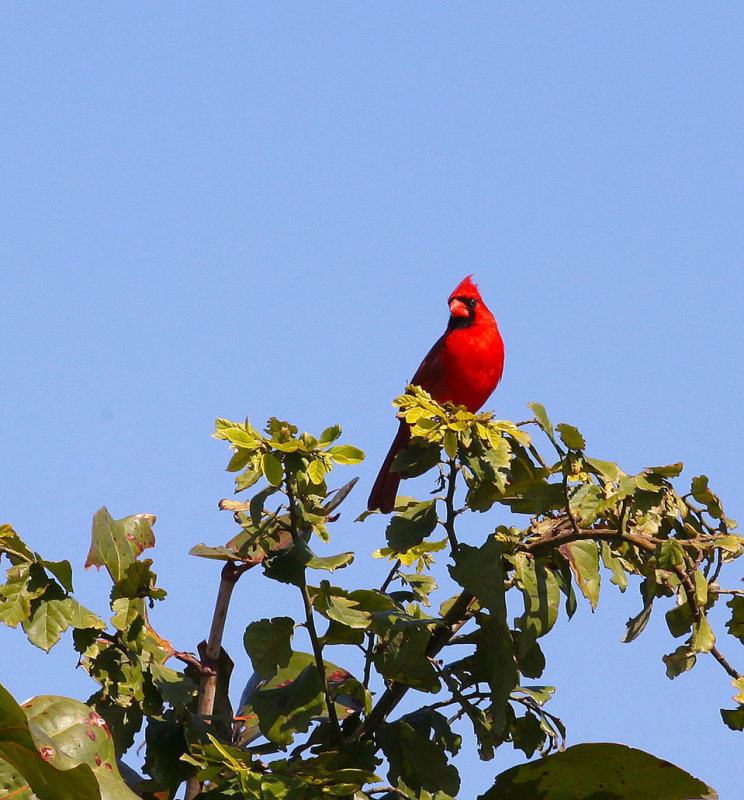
[466,297,477,309]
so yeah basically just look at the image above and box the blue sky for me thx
[2,4,743,798]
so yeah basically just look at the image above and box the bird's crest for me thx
[449,274,481,301]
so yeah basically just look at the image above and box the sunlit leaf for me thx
[690,615,715,653]
[326,445,365,465]
[262,453,284,487]
[481,742,716,799]
[560,540,600,610]
[0,684,102,800]
[556,423,585,451]
[511,554,560,638]
[527,402,555,442]
[663,645,697,679]
[86,508,156,583]
[622,598,654,643]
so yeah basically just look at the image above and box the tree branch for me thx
[443,458,460,555]
[184,559,250,800]
[525,520,742,681]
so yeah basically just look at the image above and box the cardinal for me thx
[367,275,505,513]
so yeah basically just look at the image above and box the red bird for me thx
[367,275,505,513]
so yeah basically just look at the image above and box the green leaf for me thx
[262,452,284,487]
[721,706,744,731]
[556,423,585,451]
[38,560,74,593]
[725,596,744,644]
[26,695,141,799]
[326,445,365,465]
[585,457,621,482]
[23,596,104,652]
[243,617,294,679]
[599,542,628,592]
[449,539,506,621]
[374,624,440,692]
[634,471,665,493]
[218,424,259,450]
[622,598,654,643]
[263,543,311,587]
[319,425,342,445]
[226,446,253,473]
[110,559,164,602]
[391,440,442,478]
[250,485,278,526]
[0,683,102,800]
[305,552,355,572]
[252,665,326,746]
[401,708,461,757]
[690,614,715,653]
[560,540,600,610]
[0,573,34,627]
[385,500,439,554]
[187,543,245,562]
[511,554,560,638]
[86,508,156,583]
[236,652,370,745]
[658,539,685,570]
[476,616,519,733]
[149,662,198,710]
[527,402,555,442]
[142,713,191,796]
[648,462,684,478]
[0,757,35,799]
[481,742,716,799]
[693,570,709,607]
[0,524,35,562]
[307,459,326,485]
[377,720,460,798]
[235,468,261,490]
[513,629,546,679]
[510,710,546,759]
[397,572,438,605]
[443,429,458,460]
[311,583,372,629]
[665,602,694,639]
[663,645,697,679]
[568,483,603,526]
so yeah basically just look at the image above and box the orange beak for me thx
[449,298,470,318]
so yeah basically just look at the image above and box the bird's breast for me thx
[436,324,504,412]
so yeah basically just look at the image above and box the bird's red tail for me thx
[367,420,411,513]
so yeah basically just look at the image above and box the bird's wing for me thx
[410,333,447,394]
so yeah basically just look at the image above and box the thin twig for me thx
[286,479,342,742]
[354,590,476,739]
[673,557,741,681]
[363,560,402,688]
[172,651,206,673]
[380,559,401,593]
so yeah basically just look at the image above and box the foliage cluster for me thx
[1,389,742,799]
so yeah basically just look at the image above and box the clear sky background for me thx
[2,4,743,798]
